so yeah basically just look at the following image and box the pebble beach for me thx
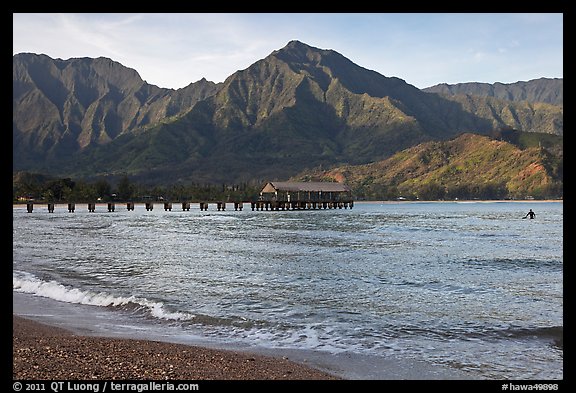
[12,315,340,380]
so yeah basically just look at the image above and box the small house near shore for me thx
[258,182,353,209]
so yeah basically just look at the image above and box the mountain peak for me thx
[272,40,329,61]
[284,40,314,50]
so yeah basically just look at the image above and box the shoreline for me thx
[12,292,478,380]
[13,314,341,380]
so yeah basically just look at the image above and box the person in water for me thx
[524,209,536,219]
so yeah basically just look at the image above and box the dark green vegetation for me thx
[13,172,260,204]
[13,41,563,200]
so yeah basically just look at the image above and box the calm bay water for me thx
[13,201,563,380]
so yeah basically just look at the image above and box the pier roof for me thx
[261,182,351,193]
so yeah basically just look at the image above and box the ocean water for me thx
[12,201,563,380]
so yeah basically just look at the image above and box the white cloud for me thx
[13,13,563,89]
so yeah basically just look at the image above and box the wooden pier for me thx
[21,200,352,213]
[255,181,353,210]
[250,200,353,210]
[20,182,353,214]
[23,201,234,212]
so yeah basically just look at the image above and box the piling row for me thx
[251,201,353,210]
[22,200,352,213]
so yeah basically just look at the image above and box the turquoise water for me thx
[13,201,563,379]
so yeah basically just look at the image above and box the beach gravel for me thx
[13,315,340,380]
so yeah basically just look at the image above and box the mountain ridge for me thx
[423,78,563,106]
[13,41,563,190]
[13,52,221,163]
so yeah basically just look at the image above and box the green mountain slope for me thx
[293,133,562,200]
[13,42,563,186]
[13,53,220,166]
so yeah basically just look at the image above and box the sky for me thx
[13,13,563,90]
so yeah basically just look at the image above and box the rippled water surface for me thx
[13,201,563,379]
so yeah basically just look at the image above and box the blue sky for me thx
[13,13,563,89]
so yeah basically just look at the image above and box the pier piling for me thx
[18,196,353,214]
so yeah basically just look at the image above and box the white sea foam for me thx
[12,271,194,322]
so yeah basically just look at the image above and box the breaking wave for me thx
[13,271,194,322]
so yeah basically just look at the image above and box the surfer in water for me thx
[524,209,536,219]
